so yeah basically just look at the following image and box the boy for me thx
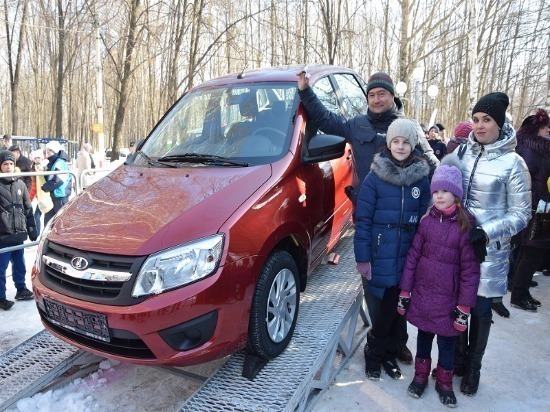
[0,150,38,310]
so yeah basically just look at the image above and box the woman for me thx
[509,109,550,311]
[453,92,531,396]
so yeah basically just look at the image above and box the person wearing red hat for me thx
[447,121,473,153]
[509,108,550,312]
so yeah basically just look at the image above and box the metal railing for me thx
[0,166,119,254]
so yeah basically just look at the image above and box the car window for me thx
[333,73,368,118]
[137,83,297,166]
[312,77,340,114]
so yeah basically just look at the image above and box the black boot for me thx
[364,333,383,380]
[461,316,492,396]
[453,330,468,377]
[491,301,510,318]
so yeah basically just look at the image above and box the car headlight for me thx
[132,234,224,297]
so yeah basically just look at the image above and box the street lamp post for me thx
[397,68,438,124]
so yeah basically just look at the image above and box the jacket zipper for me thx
[465,146,484,207]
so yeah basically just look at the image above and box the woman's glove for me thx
[397,291,411,316]
[469,227,488,263]
[356,262,371,280]
[452,305,470,332]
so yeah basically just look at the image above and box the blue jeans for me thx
[0,243,27,299]
[416,329,457,370]
[34,206,42,235]
[44,195,69,226]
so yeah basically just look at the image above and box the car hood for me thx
[48,165,271,255]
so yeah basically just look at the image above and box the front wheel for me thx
[247,250,300,360]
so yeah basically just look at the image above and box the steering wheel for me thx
[253,127,286,140]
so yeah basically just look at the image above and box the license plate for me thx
[44,298,111,343]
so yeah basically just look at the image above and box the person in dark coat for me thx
[427,125,448,160]
[0,150,38,311]
[9,144,33,191]
[354,118,431,381]
[510,108,550,311]
[398,156,480,407]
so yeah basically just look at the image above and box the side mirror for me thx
[303,134,346,164]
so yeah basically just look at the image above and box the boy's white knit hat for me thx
[386,118,419,149]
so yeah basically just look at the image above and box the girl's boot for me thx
[435,365,457,408]
[408,357,431,398]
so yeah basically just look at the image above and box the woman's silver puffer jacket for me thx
[457,123,531,297]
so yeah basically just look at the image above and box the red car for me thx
[32,65,369,366]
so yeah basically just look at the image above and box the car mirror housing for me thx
[303,134,346,164]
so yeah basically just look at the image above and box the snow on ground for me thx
[2,246,550,411]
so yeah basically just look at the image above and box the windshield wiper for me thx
[137,150,178,168]
[157,153,249,167]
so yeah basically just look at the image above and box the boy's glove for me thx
[469,227,488,263]
[356,262,371,280]
[452,305,470,332]
[397,291,411,316]
[28,226,38,242]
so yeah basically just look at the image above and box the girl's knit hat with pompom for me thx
[430,153,464,199]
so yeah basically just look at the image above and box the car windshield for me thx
[135,82,298,167]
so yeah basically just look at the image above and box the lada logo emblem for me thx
[71,257,89,270]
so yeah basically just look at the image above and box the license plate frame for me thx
[44,298,111,343]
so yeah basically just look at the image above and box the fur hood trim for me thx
[371,152,430,187]
[516,132,550,158]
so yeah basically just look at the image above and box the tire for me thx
[247,250,300,360]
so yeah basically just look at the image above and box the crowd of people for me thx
[298,69,548,408]
[0,67,548,408]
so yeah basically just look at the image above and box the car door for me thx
[299,74,354,267]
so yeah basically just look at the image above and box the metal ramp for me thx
[181,230,367,412]
[0,330,102,411]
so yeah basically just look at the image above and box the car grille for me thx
[39,310,155,359]
[39,241,148,306]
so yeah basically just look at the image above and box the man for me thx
[9,144,33,191]
[427,125,447,161]
[3,134,12,150]
[297,70,439,371]
[42,141,72,225]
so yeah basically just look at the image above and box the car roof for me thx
[193,65,360,90]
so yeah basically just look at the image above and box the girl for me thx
[398,157,481,407]
[354,118,431,380]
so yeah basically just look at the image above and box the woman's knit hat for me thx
[518,108,549,136]
[0,150,15,167]
[386,118,419,148]
[453,121,473,138]
[430,154,463,198]
[472,92,509,128]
